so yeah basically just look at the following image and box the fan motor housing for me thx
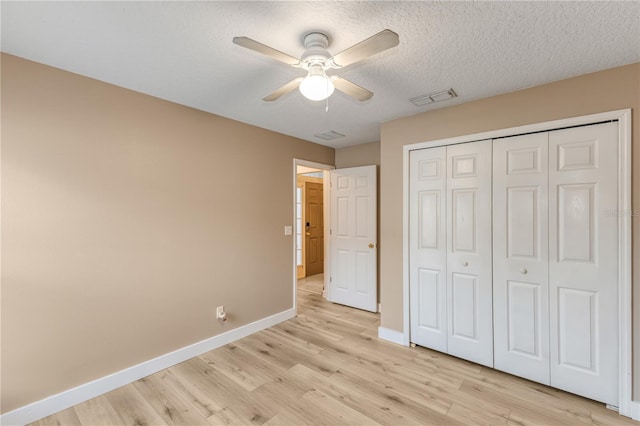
[300,32,331,69]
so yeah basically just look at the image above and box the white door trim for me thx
[400,109,633,418]
[292,159,334,313]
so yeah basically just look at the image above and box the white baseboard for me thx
[0,308,296,426]
[377,326,406,346]
[630,400,640,421]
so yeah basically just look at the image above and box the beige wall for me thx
[335,141,380,168]
[0,54,334,413]
[380,63,640,398]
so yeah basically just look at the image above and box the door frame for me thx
[292,159,334,313]
[296,180,305,279]
[401,109,633,417]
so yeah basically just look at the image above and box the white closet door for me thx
[549,122,618,405]
[493,133,550,384]
[409,147,448,351]
[446,140,493,367]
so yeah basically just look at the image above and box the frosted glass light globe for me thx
[299,65,334,101]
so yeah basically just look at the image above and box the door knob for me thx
[369,243,375,249]
[520,268,528,274]
[462,261,469,267]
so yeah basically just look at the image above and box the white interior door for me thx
[446,140,493,367]
[493,133,550,384]
[328,165,377,312]
[409,147,448,352]
[549,122,618,405]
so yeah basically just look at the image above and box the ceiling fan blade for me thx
[233,36,300,66]
[263,77,304,101]
[329,29,399,68]
[331,77,373,102]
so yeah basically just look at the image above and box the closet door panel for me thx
[446,140,493,367]
[549,122,618,405]
[409,147,448,351]
[493,133,549,384]
[451,272,479,340]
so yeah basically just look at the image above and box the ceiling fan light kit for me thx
[233,29,399,102]
[299,63,335,101]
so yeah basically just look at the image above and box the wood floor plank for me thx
[72,395,123,426]
[231,335,297,371]
[298,294,378,329]
[132,372,210,425]
[340,353,454,416]
[200,344,280,391]
[459,380,588,426]
[29,287,634,426]
[272,321,360,364]
[295,317,368,345]
[446,402,510,426]
[169,357,241,415]
[301,388,385,425]
[349,348,514,421]
[260,413,300,426]
[147,369,217,420]
[352,337,420,365]
[336,366,460,424]
[104,385,167,425]
[207,406,256,426]
[256,393,335,426]
[413,347,485,377]
[591,409,640,426]
[287,315,347,342]
[260,327,323,356]
[287,363,422,425]
[224,366,319,425]
[235,328,342,377]
[207,395,276,426]
[31,406,82,426]
[466,368,595,421]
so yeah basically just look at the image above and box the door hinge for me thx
[330,276,332,283]
[330,229,332,236]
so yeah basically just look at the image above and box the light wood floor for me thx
[32,289,635,426]
[296,274,324,295]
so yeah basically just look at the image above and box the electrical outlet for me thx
[216,306,225,319]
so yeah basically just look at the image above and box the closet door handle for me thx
[520,268,528,275]
[462,261,469,267]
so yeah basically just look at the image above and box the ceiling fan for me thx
[233,29,399,102]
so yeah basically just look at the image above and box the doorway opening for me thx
[296,168,324,280]
[293,160,334,312]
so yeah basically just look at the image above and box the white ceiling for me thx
[2,1,639,148]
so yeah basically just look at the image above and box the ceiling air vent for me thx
[410,88,457,106]
[314,130,345,141]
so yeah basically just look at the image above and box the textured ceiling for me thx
[2,1,639,147]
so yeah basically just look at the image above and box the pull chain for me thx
[325,77,330,113]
